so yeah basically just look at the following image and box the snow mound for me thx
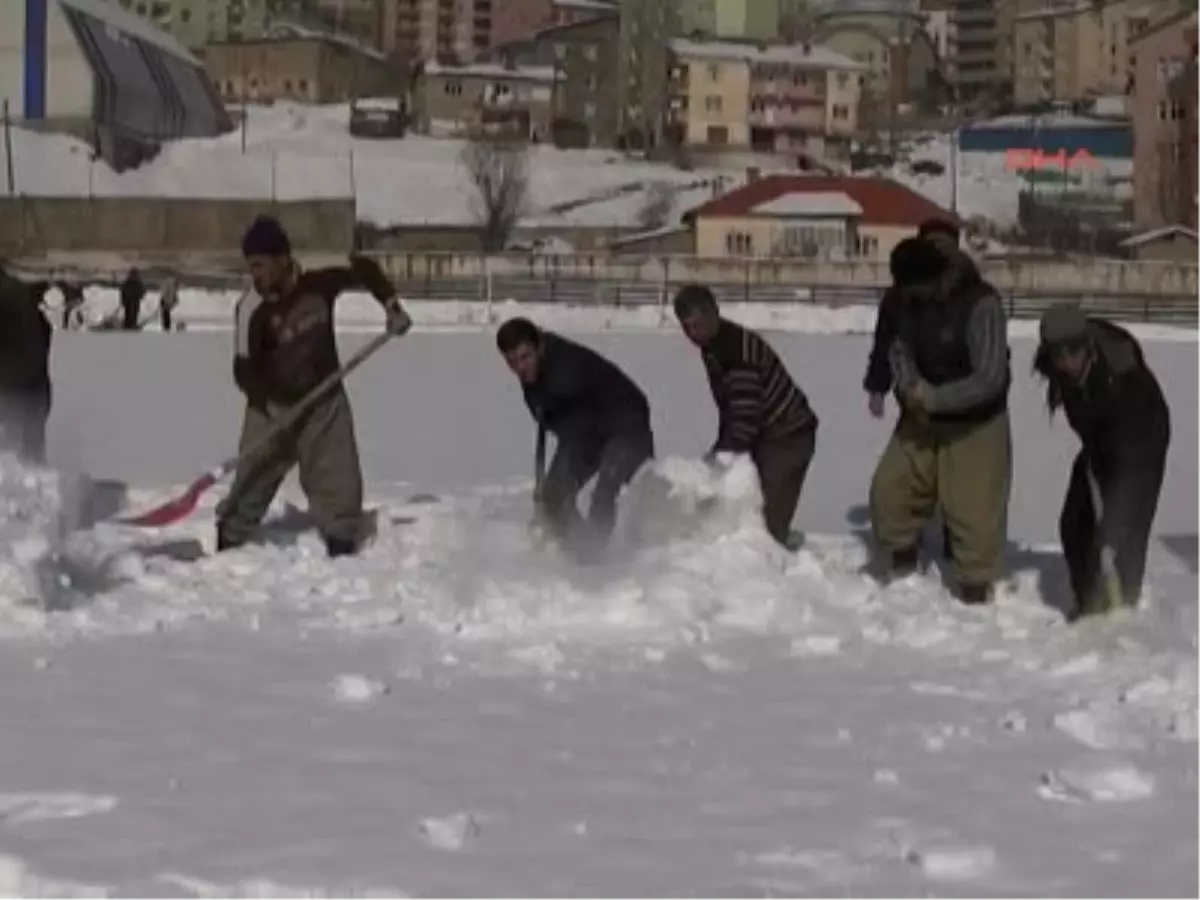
[12,455,1075,656]
[0,456,65,611]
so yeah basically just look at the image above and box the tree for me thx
[461,129,530,253]
[637,181,674,230]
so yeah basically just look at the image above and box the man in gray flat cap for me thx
[1033,302,1171,621]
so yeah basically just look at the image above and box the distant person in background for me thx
[59,281,85,330]
[120,268,145,330]
[159,276,180,332]
[0,266,53,464]
[1033,304,1171,620]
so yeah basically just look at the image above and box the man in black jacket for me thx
[497,317,654,559]
[1033,303,1171,620]
[673,284,818,548]
[0,267,53,464]
[120,268,145,331]
[869,238,1011,604]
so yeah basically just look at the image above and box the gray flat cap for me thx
[1039,303,1089,345]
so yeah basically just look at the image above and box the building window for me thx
[854,234,879,257]
[705,95,722,112]
[708,63,720,81]
[832,104,849,119]
[445,81,464,96]
[725,231,752,255]
[836,72,848,88]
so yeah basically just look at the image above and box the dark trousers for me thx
[540,428,654,547]
[754,423,817,546]
[1060,450,1166,616]
[121,302,140,330]
[161,308,173,331]
[0,386,51,465]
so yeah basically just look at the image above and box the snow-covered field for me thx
[0,320,1193,896]
[1,104,1033,228]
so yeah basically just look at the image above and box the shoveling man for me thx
[672,284,818,548]
[215,216,412,558]
[496,317,654,562]
[1033,303,1171,620]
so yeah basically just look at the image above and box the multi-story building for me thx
[616,0,678,148]
[1131,6,1198,228]
[807,7,946,128]
[378,0,552,63]
[484,15,621,146]
[410,60,558,139]
[201,33,397,103]
[666,39,864,157]
[116,0,271,47]
[1012,0,1177,108]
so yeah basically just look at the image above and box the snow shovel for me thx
[1086,466,1124,615]
[115,331,397,528]
[528,422,550,548]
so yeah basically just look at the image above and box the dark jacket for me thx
[233,256,395,406]
[703,318,816,454]
[890,254,1010,423]
[1034,319,1170,479]
[522,331,651,446]
[0,272,52,395]
[864,286,901,395]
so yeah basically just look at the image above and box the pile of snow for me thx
[0,455,64,612]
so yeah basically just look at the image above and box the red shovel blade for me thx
[115,472,220,527]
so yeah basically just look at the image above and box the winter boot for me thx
[215,526,244,553]
[957,582,993,606]
[888,546,920,580]
[325,536,358,559]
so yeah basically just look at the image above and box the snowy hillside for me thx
[1,103,1031,228]
[0,324,1191,894]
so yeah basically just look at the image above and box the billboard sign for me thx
[1005,148,1103,172]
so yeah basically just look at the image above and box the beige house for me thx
[667,38,864,155]
[682,173,957,261]
[1131,7,1198,229]
[201,36,399,104]
[1119,224,1198,261]
[411,61,558,140]
[1012,0,1178,108]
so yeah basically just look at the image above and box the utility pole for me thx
[2,100,14,196]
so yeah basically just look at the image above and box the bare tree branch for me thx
[460,129,530,253]
[637,181,674,230]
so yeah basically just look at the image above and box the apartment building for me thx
[411,60,558,139]
[117,0,271,47]
[947,0,1026,107]
[616,0,679,147]
[378,0,550,63]
[484,15,621,146]
[1131,7,1198,228]
[666,39,864,156]
[1012,0,1178,108]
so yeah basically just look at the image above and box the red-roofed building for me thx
[682,173,957,260]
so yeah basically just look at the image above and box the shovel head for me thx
[115,472,220,527]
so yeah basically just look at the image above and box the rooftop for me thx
[422,62,561,82]
[752,192,864,217]
[668,38,865,71]
[58,0,202,65]
[684,175,955,227]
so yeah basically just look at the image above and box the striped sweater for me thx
[702,319,817,454]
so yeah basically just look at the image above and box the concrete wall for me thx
[0,197,356,253]
[365,251,1200,298]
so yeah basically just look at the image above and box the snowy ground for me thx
[0,322,1193,896]
[2,104,1035,229]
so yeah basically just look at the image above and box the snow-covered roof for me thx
[1016,2,1093,20]
[751,192,864,217]
[669,38,865,71]
[964,112,1129,131]
[552,0,617,10]
[264,19,388,62]
[422,62,561,82]
[58,0,202,66]
[1118,225,1198,248]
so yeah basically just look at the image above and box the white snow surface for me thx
[0,325,1192,895]
[4,104,1056,227]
